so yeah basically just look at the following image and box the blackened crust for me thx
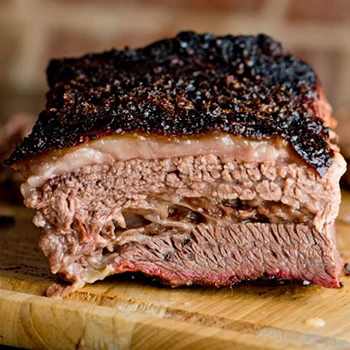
[7,31,333,175]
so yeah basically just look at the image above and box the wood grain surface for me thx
[0,193,350,350]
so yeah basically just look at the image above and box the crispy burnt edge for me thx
[6,31,334,176]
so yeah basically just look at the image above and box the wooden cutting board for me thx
[0,194,350,350]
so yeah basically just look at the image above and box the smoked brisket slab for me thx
[8,32,333,175]
[7,32,346,297]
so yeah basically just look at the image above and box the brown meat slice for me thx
[28,153,345,297]
[6,32,346,297]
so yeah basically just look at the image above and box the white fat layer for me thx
[20,133,291,195]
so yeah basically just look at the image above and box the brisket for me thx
[31,154,344,297]
[6,32,346,297]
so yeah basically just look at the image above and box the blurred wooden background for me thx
[1,0,350,122]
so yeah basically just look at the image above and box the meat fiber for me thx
[6,32,346,297]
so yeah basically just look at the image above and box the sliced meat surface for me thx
[26,153,345,297]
